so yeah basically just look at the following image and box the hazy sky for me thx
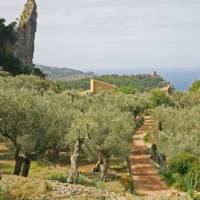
[0,0,200,73]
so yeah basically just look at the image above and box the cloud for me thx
[0,0,200,72]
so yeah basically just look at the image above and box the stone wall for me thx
[90,79,117,93]
[14,0,37,66]
[160,85,173,95]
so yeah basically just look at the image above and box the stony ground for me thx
[0,175,128,200]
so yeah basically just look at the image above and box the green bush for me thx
[47,173,97,187]
[56,74,168,92]
[0,186,10,200]
[183,174,198,199]
[47,173,67,183]
[189,80,200,92]
[118,86,137,94]
[159,167,174,185]
[172,173,186,190]
[0,70,10,77]
[188,163,200,191]
[150,88,175,107]
[161,153,200,194]
[78,174,97,187]
[120,176,135,194]
[0,75,58,92]
[143,130,153,143]
[169,153,198,175]
[0,18,45,77]
[0,48,32,75]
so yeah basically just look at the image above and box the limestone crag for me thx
[14,0,37,66]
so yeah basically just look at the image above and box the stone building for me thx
[80,79,117,95]
[160,85,173,95]
[90,79,117,93]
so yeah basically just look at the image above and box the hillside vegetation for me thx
[0,73,178,198]
[0,18,45,77]
[36,64,94,81]
[1,72,200,199]
[57,74,169,92]
[151,85,200,198]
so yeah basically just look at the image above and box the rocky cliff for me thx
[14,0,37,66]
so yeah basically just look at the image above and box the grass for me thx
[0,162,13,174]
[78,174,98,187]
[0,176,52,199]
[47,173,68,183]
[184,174,198,199]
[143,129,153,144]
[29,161,70,179]
[0,186,10,200]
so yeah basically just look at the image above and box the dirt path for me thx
[129,116,177,198]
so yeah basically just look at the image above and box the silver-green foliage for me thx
[153,106,200,160]
[0,76,150,178]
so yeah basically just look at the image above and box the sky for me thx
[0,0,200,75]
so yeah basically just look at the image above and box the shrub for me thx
[0,186,9,200]
[143,130,153,144]
[149,88,175,107]
[47,173,67,183]
[119,86,137,94]
[159,167,174,185]
[183,174,198,199]
[0,176,51,199]
[47,173,97,187]
[153,106,200,159]
[188,163,200,191]
[160,153,200,193]
[189,80,200,92]
[0,70,10,77]
[172,173,186,190]
[120,175,135,194]
[78,174,97,187]
[169,153,198,175]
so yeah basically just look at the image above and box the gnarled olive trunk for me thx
[13,156,24,176]
[68,139,81,184]
[21,156,31,177]
[13,145,23,176]
[150,144,166,167]
[150,144,158,162]
[126,157,131,176]
[93,154,102,173]
[99,151,109,181]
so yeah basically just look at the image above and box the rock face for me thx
[14,0,37,66]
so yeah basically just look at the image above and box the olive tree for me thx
[149,88,175,108]
[0,86,74,177]
[173,91,200,109]
[66,111,93,184]
[63,94,91,184]
[0,87,27,175]
[152,105,200,160]
[83,95,134,181]
[189,80,200,92]
[0,87,53,176]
